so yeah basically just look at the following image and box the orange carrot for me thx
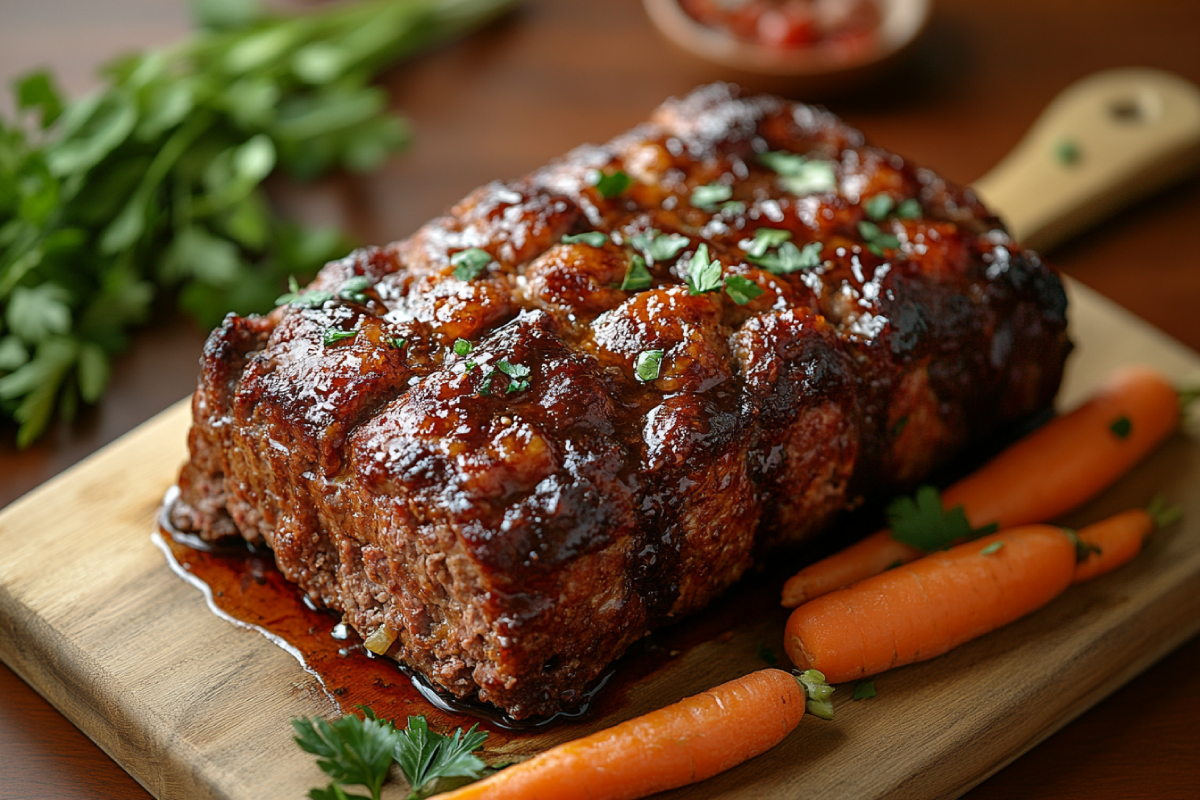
[781,365,1180,607]
[784,525,1078,684]
[429,668,831,800]
[1072,497,1181,584]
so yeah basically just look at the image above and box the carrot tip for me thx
[795,669,835,720]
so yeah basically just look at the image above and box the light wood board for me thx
[2,278,1199,800]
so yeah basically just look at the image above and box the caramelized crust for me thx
[173,84,1070,719]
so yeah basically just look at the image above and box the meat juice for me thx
[155,488,798,754]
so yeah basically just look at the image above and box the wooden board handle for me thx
[971,68,1200,252]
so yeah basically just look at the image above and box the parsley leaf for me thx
[684,243,722,294]
[561,231,607,247]
[630,229,690,264]
[748,240,823,275]
[895,198,922,219]
[450,248,493,281]
[724,275,763,305]
[689,183,732,211]
[323,329,357,347]
[338,276,372,303]
[864,194,894,221]
[758,151,838,194]
[292,712,398,800]
[740,227,792,258]
[620,254,652,291]
[1109,415,1132,439]
[887,485,999,552]
[634,349,663,382]
[858,220,902,254]
[496,359,531,394]
[395,716,488,799]
[453,338,473,356]
[592,169,632,199]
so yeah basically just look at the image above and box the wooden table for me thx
[2,0,1198,797]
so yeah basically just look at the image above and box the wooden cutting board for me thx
[1,277,1199,800]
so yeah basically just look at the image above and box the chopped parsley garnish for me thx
[724,275,763,305]
[592,169,633,199]
[621,254,653,291]
[453,338,473,356]
[857,220,902,256]
[895,198,923,219]
[683,244,723,294]
[852,680,877,700]
[561,231,608,247]
[634,349,664,382]
[1109,415,1132,439]
[689,183,733,211]
[864,194,895,221]
[323,329,357,347]
[720,200,747,215]
[389,337,407,349]
[887,485,999,552]
[450,248,493,281]
[495,359,531,394]
[749,240,823,275]
[740,227,792,258]
[276,276,334,308]
[979,541,1005,556]
[758,151,838,195]
[338,275,372,303]
[293,709,489,800]
[631,229,690,263]
[1055,139,1081,165]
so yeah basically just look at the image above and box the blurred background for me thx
[1,0,1198,798]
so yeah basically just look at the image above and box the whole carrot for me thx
[1072,496,1182,584]
[781,365,1180,607]
[429,668,832,800]
[784,525,1078,684]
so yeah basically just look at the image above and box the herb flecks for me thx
[690,183,733,211]
[1055,139,1081,165]
[592,169,632,199]
[684,244,723,295]
[749,240,823,275]
[635,349,664,383]
[450,248,493,281]
[562,231,608,248]
[740,228,792,258]
[858,220,901,256]
[724,275,763,305]
[620,254,653,291]
[323,328,357,347]
[453,338,473,356]
[758,151,838,195]
[852,680,877,700]
[631,229,690,264]
[1109,415,1132,439]
[887,485,999,552]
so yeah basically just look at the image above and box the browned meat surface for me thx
[171,84,1071,720]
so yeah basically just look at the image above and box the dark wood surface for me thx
[1,0,1198,798]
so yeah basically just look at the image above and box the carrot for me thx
[781,365,1180,607]
[429,668,832,800]
[784,525,1078,684]
[1072,496,1182,584]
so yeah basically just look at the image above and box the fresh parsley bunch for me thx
[293,709,490,800]
[0,0,514,447]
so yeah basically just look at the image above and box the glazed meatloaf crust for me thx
[172,84,1071,720]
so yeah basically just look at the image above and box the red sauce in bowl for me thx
[679,0,881,52]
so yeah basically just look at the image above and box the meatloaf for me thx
[171,83,1071,720]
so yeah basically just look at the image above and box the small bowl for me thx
[644,0,931,96]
